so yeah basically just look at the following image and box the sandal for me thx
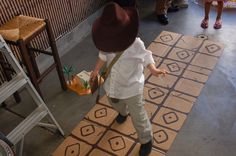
[214,19,222,29]
[201,19,208,29]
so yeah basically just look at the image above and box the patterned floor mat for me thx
[52,31,224,156]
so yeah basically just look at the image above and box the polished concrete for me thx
[0,0,236,156]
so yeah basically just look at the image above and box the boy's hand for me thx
[90,57,106,83]
[151,68,168,77]
[147,63,169,77]
[90,70,99,83]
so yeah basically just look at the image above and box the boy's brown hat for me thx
[92,2,139,52]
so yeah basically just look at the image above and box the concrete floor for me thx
[1,0,236,156]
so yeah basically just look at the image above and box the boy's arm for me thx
[90,57,106,81]
[147,63,168,77]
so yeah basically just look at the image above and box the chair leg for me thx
[18,39,43,97]
[45,19,67,90]
[26,43,41,79]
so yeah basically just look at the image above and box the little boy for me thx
[90,2,167,156]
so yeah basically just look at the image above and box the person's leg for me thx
[167,1,179,13]
[108,97,128,123]
[216,1,223,20]
[214,1,223,29]
[156,0,167,15]
[204,1,211,20]
[156,0,172,25]
[201,1,211,28]
[124,94,153,155]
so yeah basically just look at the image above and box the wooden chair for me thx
[0,15,67,97]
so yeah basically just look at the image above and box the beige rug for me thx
[52,31,224,156]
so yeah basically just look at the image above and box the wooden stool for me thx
[0,15,67,97]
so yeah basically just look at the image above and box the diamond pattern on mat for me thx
[155,31,181,45]
[98,130,135,155]
[85,104,117,126]
[159,59,187,76]
[144,83,169,104]
[152,124,177,151]
[52,136,92,156]
[152,107,187,130]
[71,119,106,145]
[168,47,195,63]
[199,40,224,57]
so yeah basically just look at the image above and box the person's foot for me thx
[116,114,128,124]
[167,5,179,13]
[201,18,209,29]
[157,14,169,25]
[139,140,153,156]
[214,19,222,29]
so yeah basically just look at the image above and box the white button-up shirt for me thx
[99,37,155,99]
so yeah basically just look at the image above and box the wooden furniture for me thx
[0,15,67,97]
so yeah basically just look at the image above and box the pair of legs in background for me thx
[155,0,188,25]
[108,94,153,156]
[156,0,173,25]
[201,0,224,29]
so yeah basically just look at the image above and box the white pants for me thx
[108,94,153,144]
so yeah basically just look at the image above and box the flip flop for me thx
[201,19,208,29]
[214,19,222,29]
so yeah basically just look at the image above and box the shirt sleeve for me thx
[98,51,107,62]
[144,50,155,67]
[137,38,155,67]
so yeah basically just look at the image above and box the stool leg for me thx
[45,19,67,90]
[18,39,43,97]
[26,43,41,79]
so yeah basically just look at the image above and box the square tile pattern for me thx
[53,31,224,156]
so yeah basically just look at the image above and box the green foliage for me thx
[63,65,75,75]
[63,65,75,81]
[84,81,90,89]
[82,80,90,89]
